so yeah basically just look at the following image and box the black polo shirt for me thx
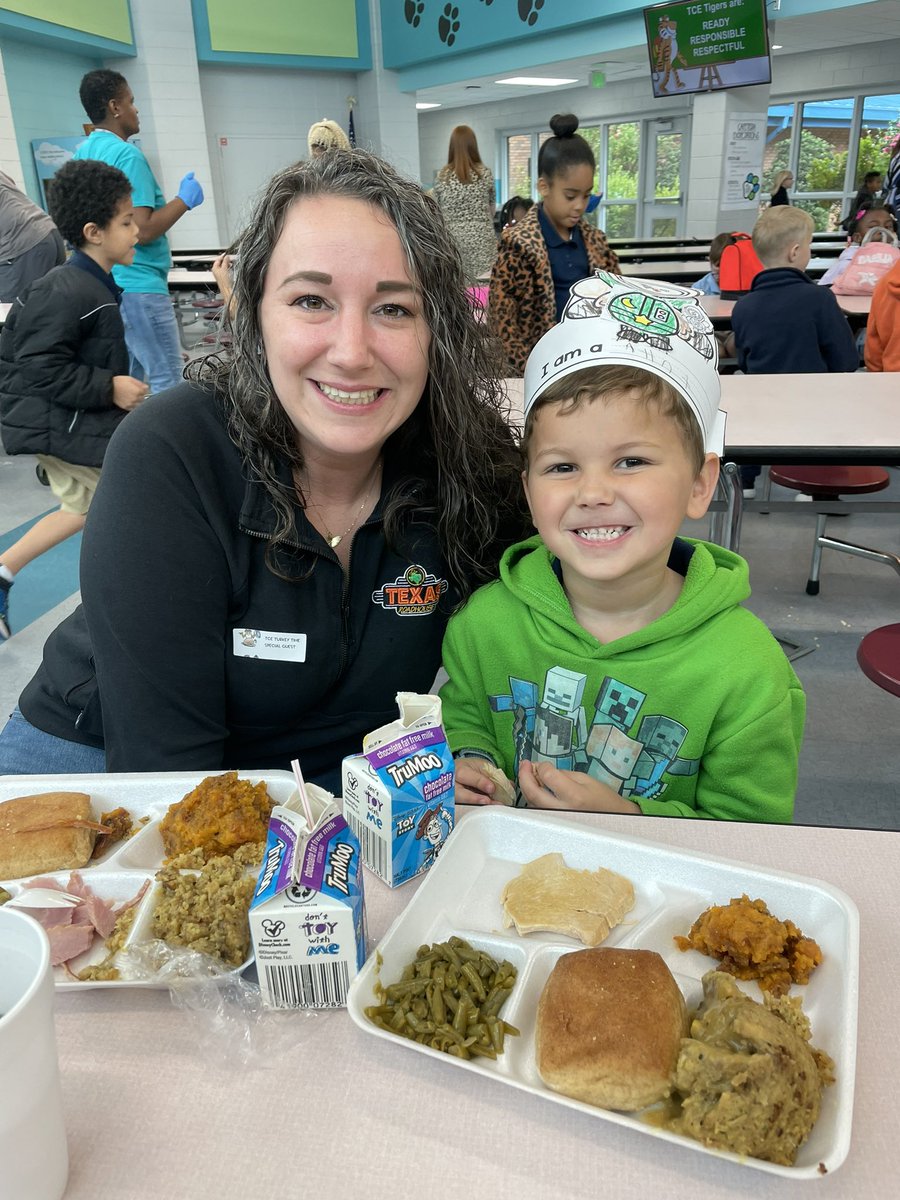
[537,203,589,320]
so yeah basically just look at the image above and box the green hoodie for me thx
[440,536,804,822]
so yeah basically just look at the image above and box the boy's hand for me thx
[112,375,150,410]
[454,758,514,806]
[518,759,641,814]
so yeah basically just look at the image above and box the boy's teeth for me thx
[318,382,380,404]
[577,526,628,541]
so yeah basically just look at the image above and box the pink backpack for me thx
[832,227,900,295]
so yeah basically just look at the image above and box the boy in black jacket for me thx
[0,159,148,639]
[731,206,858,496]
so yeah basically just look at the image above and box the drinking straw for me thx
[290,758,315,829]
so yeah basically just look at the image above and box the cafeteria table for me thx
[502,372,900,553]
[167,267,217,288]
[52,806,893,1199]
[700,294,871,323]
[622,257,837,281]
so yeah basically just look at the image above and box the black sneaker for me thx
[0,576,10,640]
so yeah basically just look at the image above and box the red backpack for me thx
[718,232,764,298]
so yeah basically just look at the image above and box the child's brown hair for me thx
[522,364,706,475]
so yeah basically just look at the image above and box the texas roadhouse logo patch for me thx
[372,564,447,616]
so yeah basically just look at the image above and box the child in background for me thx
[732,206,859,497]
[820,201,897,286]
[864,256,900,371]
[732,207,860,374]
[498,195,534,231]
[691,232,733,296]
[0,160,148,640]
[841,172,884,232]
[441,273,804,821]
[489,113,620,375]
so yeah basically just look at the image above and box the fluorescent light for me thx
[416,102,442,110]
[771,44,783,49]
[495,76,578,87]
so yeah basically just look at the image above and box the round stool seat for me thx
[768,465,890,498]
[858,623,900,698]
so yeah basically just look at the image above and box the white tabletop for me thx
[0,300,11,325]
[167,267,217,287]
[614,244,843,260]
[615,244,711,259]
[53,807,896,1199]
[700,294,871,320]
[622,257,836,279]
[503,372,899,462]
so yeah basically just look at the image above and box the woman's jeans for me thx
[0,707,106,775]
[120,291,185,395]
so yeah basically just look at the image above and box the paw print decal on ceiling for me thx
[439,3,460,46]
[518,0,544,26]
[404,0,424,28]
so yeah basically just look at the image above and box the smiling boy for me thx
[440,273,804,821]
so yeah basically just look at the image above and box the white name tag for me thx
[232,629,307,662]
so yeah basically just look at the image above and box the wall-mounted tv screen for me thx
[643,0,771,99]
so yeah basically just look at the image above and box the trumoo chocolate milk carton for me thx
[341,692,455,888]
[249,782,366,1008]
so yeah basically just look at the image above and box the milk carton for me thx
[249,782,366,1008]
[342,692,455,888]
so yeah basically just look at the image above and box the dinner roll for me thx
[536,948,687,1111]
[0,791,95,879]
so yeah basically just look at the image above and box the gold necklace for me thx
[301,464,380,549]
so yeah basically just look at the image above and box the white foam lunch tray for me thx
[0,771,295,990]
[347,807,859,1179]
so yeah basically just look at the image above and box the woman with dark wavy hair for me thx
[0,149,529,791]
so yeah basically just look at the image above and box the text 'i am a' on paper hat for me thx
[523,271,727,455]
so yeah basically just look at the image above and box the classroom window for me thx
[505,134,532,200]
[765,91,899,231]
[501,116,687,237]
[765,105,794,183]
[857,93,900,185]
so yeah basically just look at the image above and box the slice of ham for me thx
[46,922,96,967]
[23,876,68,891]
[65,870,117,938]
[17,872,149,968]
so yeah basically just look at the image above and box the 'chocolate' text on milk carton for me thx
[342,692,454,887]
[250,782,366,1008]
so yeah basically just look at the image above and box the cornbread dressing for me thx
[152,856,255,966]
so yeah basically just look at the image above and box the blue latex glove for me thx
[177,171,204,209]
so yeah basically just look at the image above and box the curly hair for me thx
[79,69,128,124]
[187,149,529,602]
[537,114,595,182]
[46,159,132,247]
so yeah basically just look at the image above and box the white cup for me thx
[0,907,69,1200]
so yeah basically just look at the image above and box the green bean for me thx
[452,992,471,1035]
[461,961,487,1000]
[429,984,446,1024]
[365,937,520,1059]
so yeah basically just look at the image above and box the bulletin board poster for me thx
[31,136,87,208]
[720,114,765,211]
